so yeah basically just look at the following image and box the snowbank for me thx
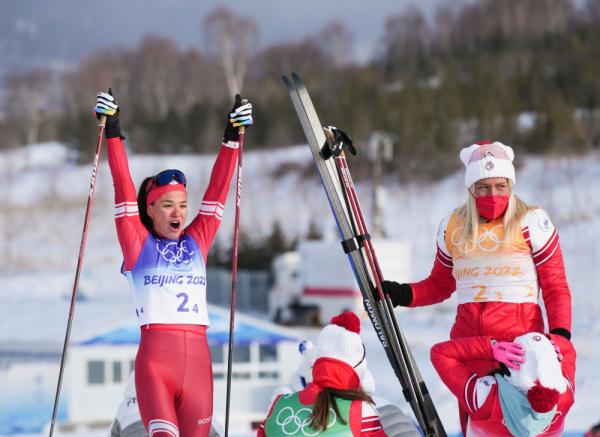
[0,142,598,434]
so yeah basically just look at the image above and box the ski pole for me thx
[49,114,107,437]
[283,73,446,436]
[333,153,429,429]
[224,123,245,437]
[335,153,444,436]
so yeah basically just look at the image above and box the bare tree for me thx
[176,50,209,113]
[131,36,182,119]
[252,39,328,81]
[317,20,354,67]
[62,48,131,120]
[203,6,259,96]
[456,0,573,47]
[434,2,463,51]
[378,5,430,75]
[584,0,600,23]
[5,68,54,146]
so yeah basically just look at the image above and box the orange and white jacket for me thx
[410,208,571,344]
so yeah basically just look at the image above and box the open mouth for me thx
[169,220,181,231]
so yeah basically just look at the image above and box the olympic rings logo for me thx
[156,239,194,264]
[451,225,506,253]
[275,406,337,436]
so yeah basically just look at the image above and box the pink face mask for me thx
[475,195,509,221]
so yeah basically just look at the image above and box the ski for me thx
[283,73,446,437]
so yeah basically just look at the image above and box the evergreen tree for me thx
[305,219,323,241]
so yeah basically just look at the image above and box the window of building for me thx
[210,345,223,363]
[113,361,122,383]
[259,344,277,362]
[233,345,251,363]
[88,360,105,384]
[259,371,279,379]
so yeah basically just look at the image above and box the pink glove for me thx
[492,341,525,370]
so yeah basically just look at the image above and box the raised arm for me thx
[186,143,238,258]
[186,95,252,260]
[96,91,148,271]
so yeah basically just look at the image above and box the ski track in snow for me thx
[0,143,598,435]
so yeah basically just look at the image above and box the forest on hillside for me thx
[3,0,600,180]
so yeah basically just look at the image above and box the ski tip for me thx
[282,75,292,87]
[291,73,307,92]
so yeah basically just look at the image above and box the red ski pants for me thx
[135,324,213,437]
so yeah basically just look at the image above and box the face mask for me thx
[476,195,509,221]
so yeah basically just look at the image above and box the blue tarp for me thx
[0,392,67,435]
[79,309,298,346]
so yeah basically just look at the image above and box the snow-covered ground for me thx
[0,142,598,436]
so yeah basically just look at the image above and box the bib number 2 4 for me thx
[176,292,199,313]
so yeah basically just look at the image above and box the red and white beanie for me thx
[507,332,568,413]
[317,312,364,365]
[316,312,375,393]
[459,140,516,188]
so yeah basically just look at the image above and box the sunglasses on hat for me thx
[146,169,187,193]
[354,344,366,368]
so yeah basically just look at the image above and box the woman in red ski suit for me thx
[430,333,575,436]
[96,91,252,437]
[382,141,572,431]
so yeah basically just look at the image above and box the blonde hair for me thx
[455,180,535,254]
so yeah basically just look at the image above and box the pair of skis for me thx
[283,73,446,437]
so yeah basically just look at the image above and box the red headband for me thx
[147,183,187,206]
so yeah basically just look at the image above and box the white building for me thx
[0,305,302,435]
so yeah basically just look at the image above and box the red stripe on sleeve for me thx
[522,226,532,250]
[436,247,453,268]
[361,416,383,433]
[532,230,559,265]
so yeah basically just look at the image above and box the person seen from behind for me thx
[258,311,387,436]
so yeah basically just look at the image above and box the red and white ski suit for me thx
[107,136,238,437]
[410,208,572,431]
[430,335,576,436]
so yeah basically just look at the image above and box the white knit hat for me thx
[317,312,364,367]
[460,140,516,188]
[355,360,375,395]
[506,332,567,412]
